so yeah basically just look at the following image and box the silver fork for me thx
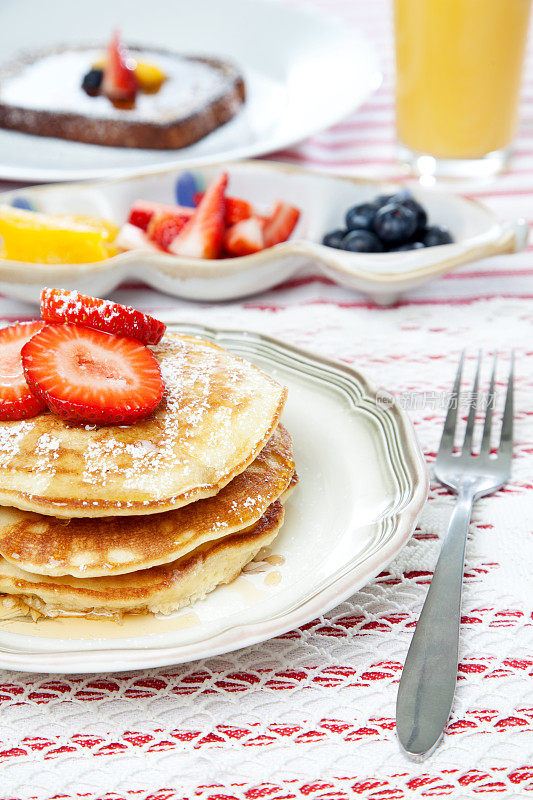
[396,351,514,758]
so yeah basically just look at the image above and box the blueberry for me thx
[374,190,427,232]
[322,229,347,249]
[341,229,384,253]
[375,193,396,208]
[397,196,427,232]
[345,202,378,232]
[389,188,412,203]
[390,241,426,251]
[373,202,418,245]
[422,226,453,247]
[82,68,103,96]
[11,197,35,211]
[175,171,198,207]
[404,200,427,231]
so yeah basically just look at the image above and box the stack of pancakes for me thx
[0,334,295,620]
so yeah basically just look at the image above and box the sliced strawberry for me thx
[224,216,265,257]
[22,325,164,426]
[41,289,166,345]
[169,172,228,259]
[102,30,138,102]
[263,202,300,248]
[128,200,193,231]
[194,192,253,226]
[147,212,190,250]
[0,322,46,421]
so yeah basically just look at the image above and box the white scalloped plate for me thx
[0,161,527,306]
[0,0,380,181]
[0,324,428,674]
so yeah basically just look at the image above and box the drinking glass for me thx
[394,0,531,178]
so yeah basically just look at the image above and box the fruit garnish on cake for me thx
[81,30,166,108]
[0,290,295,621]
[0,288,289,517]
[0,289,166,425]
[0,31,245,149]
[0,322,45,421]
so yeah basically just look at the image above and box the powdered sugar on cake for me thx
[0,48,232,124]
[0,333,286,513]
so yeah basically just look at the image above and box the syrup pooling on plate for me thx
[0,500,286,617]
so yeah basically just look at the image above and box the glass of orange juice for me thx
[394,0,531,178]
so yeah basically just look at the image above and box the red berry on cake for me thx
[102,30,138,103]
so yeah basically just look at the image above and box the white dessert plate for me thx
[0,323,428,674]
[0,160,527,305]
[0,0,380,181]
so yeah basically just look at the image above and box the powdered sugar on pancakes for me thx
[0,425,294,577]
[0,333,286,517]
[0,422,34,469]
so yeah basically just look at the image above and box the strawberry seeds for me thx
[22,324,164,425]
[0,290,167,425]
[41,288,166,345]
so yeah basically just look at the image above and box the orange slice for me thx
[0,206,119,263]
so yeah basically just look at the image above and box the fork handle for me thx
[396,486,474,757]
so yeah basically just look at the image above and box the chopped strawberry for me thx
[102,30,138,102]
[194,192,253,226]
[263,202,300,248]
[114,223,163,253]
[128,205,153,232]
[226,198,253,225]
[224,216,265,257]
[147,212,190,250]
[169,172,228,259]
[22,325,164,426]
[41,289,166,345]
[0,322,46,420]
[128,200,193,231]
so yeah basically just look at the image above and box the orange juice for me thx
[394,0,531,160]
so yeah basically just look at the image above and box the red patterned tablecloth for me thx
[0,1,532,798]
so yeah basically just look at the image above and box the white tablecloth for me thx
[0,1,532,798]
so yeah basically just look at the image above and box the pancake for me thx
[0,501,285,618]
[0,425,294,577]
[0,334,286,518]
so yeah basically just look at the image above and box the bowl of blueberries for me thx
[322,190,453,253]
[308,177,527,303]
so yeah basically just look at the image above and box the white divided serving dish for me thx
[0,160,527,305]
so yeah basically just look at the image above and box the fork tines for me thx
[437,351,514,463]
